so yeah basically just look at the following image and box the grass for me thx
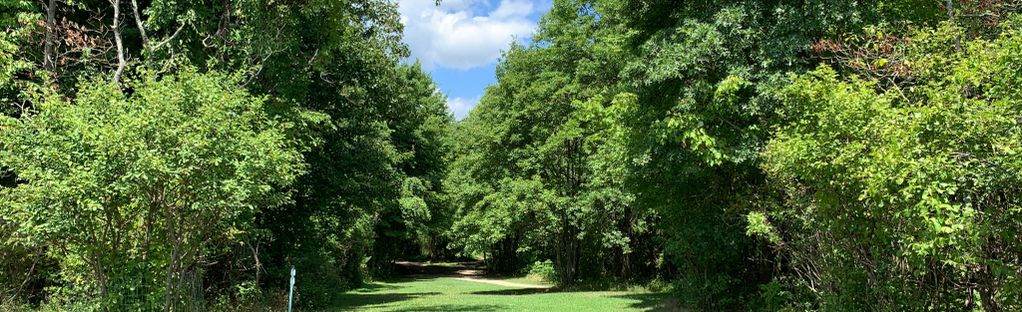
[331,276,676,311]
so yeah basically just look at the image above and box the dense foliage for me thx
[1,70,304,310]
[445,0,1022,311]
[758,21,1022,310]
[1,0,452,310]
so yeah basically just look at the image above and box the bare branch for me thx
[130,0,148,45]
[150,22,185,52]
[111,0,126,84]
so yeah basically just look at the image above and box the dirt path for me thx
[452,276,551,288]
[392,260,552,289]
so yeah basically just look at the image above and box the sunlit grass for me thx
[331,276,676,311]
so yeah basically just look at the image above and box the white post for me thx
[288,266,296,312]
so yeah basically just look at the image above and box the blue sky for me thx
[397,0,552,119]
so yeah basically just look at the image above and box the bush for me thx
[526,260,558,283]
[0,68,306,310]
[758,21,1022,310]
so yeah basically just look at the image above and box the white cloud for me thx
[447,96,480,120]
[491,0,534,19]
[398,0,536,70]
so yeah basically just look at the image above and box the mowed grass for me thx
[331,276,674,311]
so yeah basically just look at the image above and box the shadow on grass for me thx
[391,260,486,276]
[385,304,505,311]
[468,288,554,296]
[466,282,636,296]
[611,293,687,312]
[469,286,683,311]
[332,292,442,310]
[350,283,403,292]
[374,274,461,284]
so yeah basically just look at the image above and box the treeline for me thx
[447,0,1022,310]
[6,0,1022,311]
[1,0,453,310]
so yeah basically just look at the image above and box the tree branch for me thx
[150,22,185,51]
[111,0,126,84]
[130,0,148,45]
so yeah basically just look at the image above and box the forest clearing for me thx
[332,262,674,311]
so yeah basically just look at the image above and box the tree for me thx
[601,0,947,308]
[446,0,658,283]
[0,69,306,310]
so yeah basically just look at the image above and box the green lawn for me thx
[331,276,675,311]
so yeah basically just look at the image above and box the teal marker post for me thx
[288,266,296,312]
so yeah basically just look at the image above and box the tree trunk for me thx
[111,0,126,84]
[130,0,148,46]
[555,221,578,283]
[946,0,963,51]
[43,0,57,71]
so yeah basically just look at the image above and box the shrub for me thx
[0,69,305,310]
[526,260,558,283]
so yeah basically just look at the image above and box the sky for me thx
[396,0,552,119]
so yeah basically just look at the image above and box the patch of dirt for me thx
[391,261,551,289]
[392,261,486,276]
[452,277,551,289]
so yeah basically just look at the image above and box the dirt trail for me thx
[392,261,552,289]
[452,276,551,288]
